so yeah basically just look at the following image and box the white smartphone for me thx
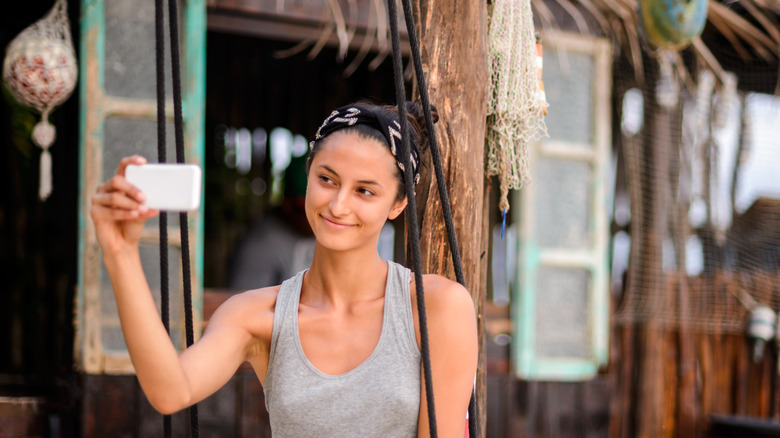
[125,163,202,212]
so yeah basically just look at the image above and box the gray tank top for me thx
[264,261,421,438]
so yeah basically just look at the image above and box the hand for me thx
[91,155,159,255]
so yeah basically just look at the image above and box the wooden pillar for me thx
[414,0,489,436]
[626,57,682,438]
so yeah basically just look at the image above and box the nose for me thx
[329,187,351,217]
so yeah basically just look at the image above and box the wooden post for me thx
[627,56,682,438]
[414,0,489,436]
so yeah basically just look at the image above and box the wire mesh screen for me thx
[611,54,780,334]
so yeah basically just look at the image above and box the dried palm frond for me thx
[272,0,397,75]
[535,0,779,91]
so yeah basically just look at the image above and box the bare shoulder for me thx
[207,285,280,341]
[411,274,475,322]
[409,274,478,368]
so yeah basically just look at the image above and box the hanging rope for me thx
[167,0,199,434]
[155,0,198,435]
[153,0,171,436]
[385,0,437,436]
[387,0,479,436]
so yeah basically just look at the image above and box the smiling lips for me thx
[321,215,354,230]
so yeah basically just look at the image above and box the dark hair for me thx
[307,101,439,202]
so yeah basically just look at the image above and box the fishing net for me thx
[2,0,77,200]
[486,0,548,213]
[612,48,780,335]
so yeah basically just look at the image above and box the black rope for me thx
[166,0,198,435]
[393,0,479,435]
[385,1,437,437]
[153,0,171,436]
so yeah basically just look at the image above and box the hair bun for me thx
[405,101,438,125]
[404,101,438,151]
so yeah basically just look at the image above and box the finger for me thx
[141,209,160,219]
[98,175,147,204]
[92,191,146,212]
[116,155,148,177]
[91,203,143,221]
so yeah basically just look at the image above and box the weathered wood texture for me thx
[80,370,270,438]
[414,0,489,436]
[486,273,780,438]
[80,290,271,438]
[484,303,612,438]
[609,272,780,438]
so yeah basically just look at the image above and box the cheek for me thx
[361,201,396,226]
[303,182,320,217]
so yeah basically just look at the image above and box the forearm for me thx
[103,248,193,413]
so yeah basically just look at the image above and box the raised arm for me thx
[414,275,479,438]
[91,156,258,414]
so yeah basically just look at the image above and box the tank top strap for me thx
[268,269,305,375]
[385,261,420,356]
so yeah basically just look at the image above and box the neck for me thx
[304,243,388,306]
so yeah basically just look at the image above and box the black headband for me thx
[309,105,421,185]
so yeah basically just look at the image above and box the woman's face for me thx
[305,131,407,253]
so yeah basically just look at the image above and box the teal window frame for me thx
[512,30,612,381]
[76,0,206,374]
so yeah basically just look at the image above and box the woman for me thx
[90,101,478,437]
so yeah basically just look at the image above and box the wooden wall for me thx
[80,290,269,438]
[81,370,269,438]
[484,272,780,438]
[484,303,612,438]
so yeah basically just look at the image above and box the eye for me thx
[357,187,375,197]
[319,175,334,185]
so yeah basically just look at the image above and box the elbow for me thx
[153,402,181,416]
[147,392,192,415]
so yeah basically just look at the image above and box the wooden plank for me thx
[136,381,189,438]
[239,370,272,437]
[583,378,611,437]
[196,375,238,436]
[81,374,136,438]
[0,397,46,438]
[485,374,507,438]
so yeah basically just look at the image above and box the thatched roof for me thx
[532,0,780,93]
[213,0,779,92]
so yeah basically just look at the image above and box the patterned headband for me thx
[309,105,421,185]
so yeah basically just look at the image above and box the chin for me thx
[314,233,375,254]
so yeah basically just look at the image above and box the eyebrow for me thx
[319,164,382,186]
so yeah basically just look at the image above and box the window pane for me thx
[534,267,590,358]
[103,117,177,228]
[534,157,591,249]
[100,243,184,351]
[101,325,126,352]
[104,0,180,99]
[542,51,593,144]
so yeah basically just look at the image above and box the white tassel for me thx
[39,147,53,200]
[32,118,56,200]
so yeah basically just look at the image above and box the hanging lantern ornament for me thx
[638,0,708,50]
[3,0,77,200]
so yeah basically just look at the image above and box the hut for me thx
[480,0,780,437]
[1,0,779,437]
